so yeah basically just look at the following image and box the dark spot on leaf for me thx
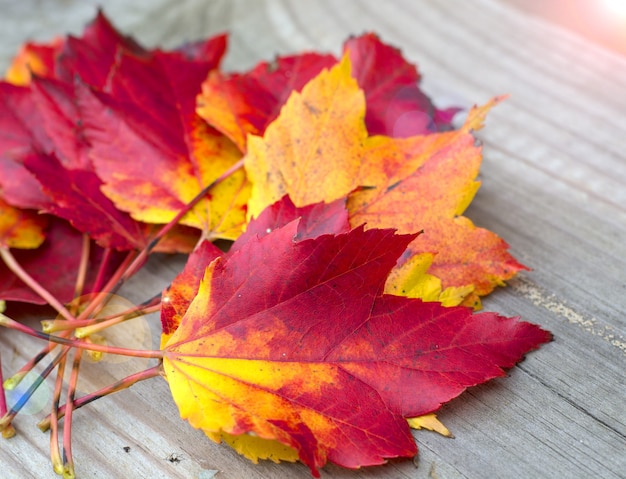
[387,180,401,192]
[303,101,320,115]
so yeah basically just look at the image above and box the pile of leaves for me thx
[0,11,551,479]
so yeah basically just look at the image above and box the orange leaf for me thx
[349,97,527,307]
[0,198,46,249]
[244,55,367,219]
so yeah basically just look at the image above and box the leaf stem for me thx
[62,350,81,479]
[76,250,138,322]
[49,354,67,474]
[0,351,64,431]
[73,235,91,299]
[0,314,163,359]
[0,247,76,322]
[75,300,161,338]
[0,353,16,438]
[115,158,245,289]
[0,354,7,414]
[38,364,162,431]
[3,342,56,390]
[92,247,113,294]
[42,294,162,335]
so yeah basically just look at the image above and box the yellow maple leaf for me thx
[245,55,367,219]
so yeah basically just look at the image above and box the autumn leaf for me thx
[0,198,46,249]
[161,222,416,473]
[55,9,226,88]
[197,53,336,151]
[161,195,350,347]
[197,34,456,152]
[243,56,524,306]
[55,9,225,89]
[406,414,452,437]
[0,77,192,252]
[245,55,366,218]
[161,239,223,348]
[349,98,527,308]
[0,82,52,210]
[345,32,459,137]
[4,39,62,86]
[2,11,234,245]
[4,10,225,89]
[4,11,146,88]
[0,70,192,251]
[5,10,143,87]
[0,11,172,204]
[54,10,148,87]
[19,75,146,250]
[78,48,248,240]
[162,214,551,476]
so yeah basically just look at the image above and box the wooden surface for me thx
[1,1,625,478]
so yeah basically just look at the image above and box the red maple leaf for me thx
[1,13,227,251]
[162,199,551,476]
[234,195,350,250]
[345,32,460,136]
[53,10,148,87]
[5,10,224,88]
[5,11,144,86]
[77,39,245,239]
[3,76,194,252]
[0,82,51,209]
[161,195,350,344]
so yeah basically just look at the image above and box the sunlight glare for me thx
[601,0,626,17]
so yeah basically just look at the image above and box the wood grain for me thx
[0,1,624,478]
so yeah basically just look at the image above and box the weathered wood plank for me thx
[0,1,624,478]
